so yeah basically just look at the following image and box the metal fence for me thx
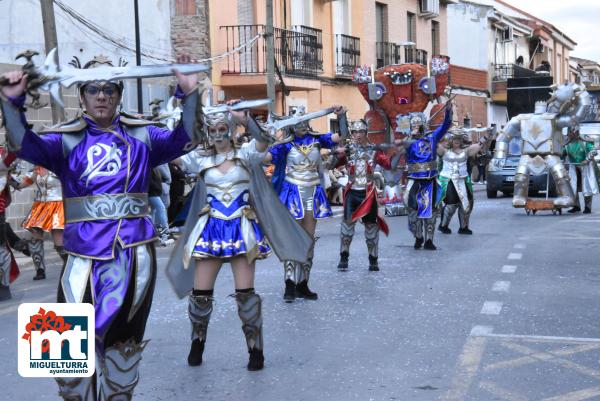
[220,24,323,78]
[335,34,360,77]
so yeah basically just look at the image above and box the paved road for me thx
[2,189,600,400]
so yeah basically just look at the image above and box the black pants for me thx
[343,189,377,223]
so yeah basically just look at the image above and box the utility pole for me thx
[40,0,65,123]
[134,0,143,114]
[266,0,276,113]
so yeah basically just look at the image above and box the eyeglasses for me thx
[83,84,119,97]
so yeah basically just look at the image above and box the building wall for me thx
[0,0,173,114]
[447,1,491,71]
[210,0,451,133]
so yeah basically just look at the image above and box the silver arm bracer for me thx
[0,98,27,152]
[556,90,592,128]
[494,118,520,160]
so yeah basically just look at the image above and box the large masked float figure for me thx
[438,129,485,235]
[17,166,67,280]
[265,105,344,303]
[563,125,599,213]
[166,99,312,371]
[400,105,452,250]
[353,57,451,217]
[0,53,205,400]
[491,83,592,208]
[334,119,392,271]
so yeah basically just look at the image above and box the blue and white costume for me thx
[403,108,452,249]
[270,134,336,220]
[181,142,271,262]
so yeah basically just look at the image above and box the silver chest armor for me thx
[285,143,321,187]
[203,161,251,220]
[440,150,468,180]
[36,171,63,201]
[519,113,563,156]
[348,145,375,190]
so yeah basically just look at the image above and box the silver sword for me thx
[0,48,210,108]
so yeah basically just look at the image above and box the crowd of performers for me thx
[0,53,596,400]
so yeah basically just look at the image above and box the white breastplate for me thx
[37,172,63,201]
[285,145,321,187]
[441,150,468,179]
[204,162,250,219]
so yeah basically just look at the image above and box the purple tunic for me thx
[17,112,193,259]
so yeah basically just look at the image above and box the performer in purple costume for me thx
[0,55,202,400]
[264,105,345,302]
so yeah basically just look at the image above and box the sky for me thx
[500,0,600,62]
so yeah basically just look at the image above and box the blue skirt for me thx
[278,180,333,219]
[192,216,271,260]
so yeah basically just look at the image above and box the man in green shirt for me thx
[563,126,599,213]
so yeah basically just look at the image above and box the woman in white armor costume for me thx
[166,104,312,371]
[17,165,66,280]
[438,129,484,234]
[264,105,345,302]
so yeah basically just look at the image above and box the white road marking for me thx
[470,325,493,336]
[481,301,503,315]
[502,265,517,273]
[514,243,526,249]
[508,252,522,260]
[492,281,511,292]
[471,331,600,344]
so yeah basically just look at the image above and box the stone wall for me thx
[170,0,211,76]
[0,63,79,235]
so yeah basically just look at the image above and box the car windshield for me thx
[508,138,521,156]
[580,122,600,142]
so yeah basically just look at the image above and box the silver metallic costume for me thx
[491,83,592,208]
[20,167,66,280]
[166,106,312,370]
[337,119,391,271]
[438,129,478,234]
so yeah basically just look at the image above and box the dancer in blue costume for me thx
[400,103,452,250]
[264,105,346,302]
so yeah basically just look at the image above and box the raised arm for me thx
[0,72,64,174]
[432,106,453,143]
[556,89,592,128]
[493,117,520,160]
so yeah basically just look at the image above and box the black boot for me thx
[438,225,452,234]
[568,206,581,213]
[458,227,473,235]
[423,239,437,250]
[33,269,46,281]
[0,284,11,301]
[187,339,205,366]
[368,256,379,272]
[414,237,424,250]
[337,252,349,271]
[295,280,318,300]
[584,196,592,214]
[284,279,296,303]
[247,348,264,371]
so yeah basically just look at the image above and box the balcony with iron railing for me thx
[220,24,324,80]
[335,34,360,78]
[404,48,428,66]
[492,64,537,81]
[376,42,400,69]
[375,44,428,68]
[491,63,538,104]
